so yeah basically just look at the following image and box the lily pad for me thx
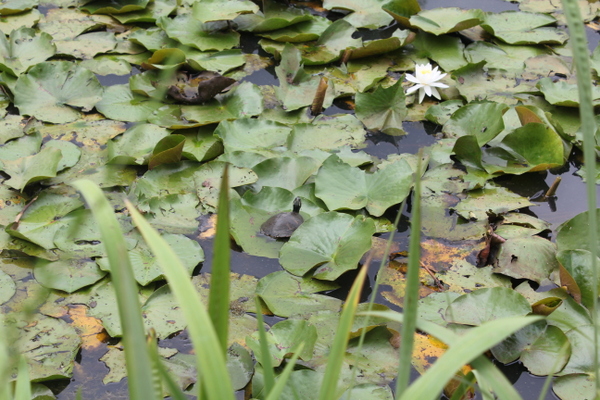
[233,0,312,32]
[452,186,534,221]
[279,211,375,280]
[158,15,240,51]
[34,258,107,293]
[323,0,393,29]
[2,146,63,191]
[355,79,407,135]
[108,123,172,165]
[256,270,342,317]
[481,11,568,45]
[0,0,37,15]
[315,155,413,217]
[410,8,485,35]
[192,0,258,23]
[96,84,162,122]
[0,27,55,76]
[14,61,103,124]
[556,209,600,254]
[442,101,508,145]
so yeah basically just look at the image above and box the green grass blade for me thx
[264,343,305,400]
[72,179,158,400]
[13,356,31,400]
[146,332,188,400]
[255,297,275,395]
[318,264,369,400]
[560,0,599,395]
[125,199,235,400]
[363,310,530,400]
[208,165,231,355]
[395,151,423,397]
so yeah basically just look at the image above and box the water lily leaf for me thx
[382,0,421,27]
[54,31,117,60]
[111,0,176,23]
[258,16,331,43]
[442,101,509,145]
[0,8,41,32]
[557,249,600,310]
[274,44,334,111]
[227,343,254,391]
[181,127,223,162]
[323,0,393,29]
[410,7,484,35]
[0,27,55,76]
[315,155,413,217]
[5,188,83,249]
[186,49,245,74]
[491,319,547,363]
[38,8,116,41]
[481,11,568,45]
[2,147,62,191]
[42,140,81,172]
[233,0,312,32]
[537,77,600,107]
[14,61,103,124]
[451,61,521,103]
[349,29,413,61]
[34,258,107,293]
[108,123,172,165]
[177,81,263,126]
[445,287,532,326]
[560,325,599,375]
[15,313,81,381]
[553,374,596,400]
[424,100,464,125]
[158,15,239,51]
[556,209,600,254]
[288,114,366,151]
[96,84,162,122]
[247,318,317,367]
[279,211,375,280]
[520,325,570,376]
[215,117,291,153]
[355,79,406,135]
[256,270,342,317]
[0,0,37,15]
[128,27,178,51]
[148,134,185,169]
[452,186,534,221]
[192,0,258,23]
[411,31,467,71]
[0,268,16,305]
[252,156,321,192]
[80,0,149,14]
[465,41,548,74]
[495,236,558,284]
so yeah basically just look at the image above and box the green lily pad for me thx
[520,325,570,376]
[0,27,55,76]
[186,49,245,74]
[181,127,223,162]
[355,79,407,135]
[256,270,342,317]
[108,123,172,165]
[288,114,366,152]
[491,319,547,363]
[279,211,375,280]
[0,9,41,32]
[2,147,63,191]
[494,236,559,284]
[560,325,599,375]
[412,31,467,72]
[0,269,16,305]
[258,16,331,43]
[96,84,162,122]
[37,8,115,41]
[445,287,532,326]
[452,186,534,221]
[410,7,485,35]
[14,61,103,124]
[54,31,117,60]
[464,41,548,74]
[252,156,321,192]
[80,0,149,14]
[148,134,185,169]
[42,140,81,172]
[192,0,258,23]
[553,374,596,400]
[158,15,240,51]
[233,0,312,32]
[557,250,600,310]
[315,155,413,217]
[382,0,421,27]
[0,0,37,15]
[34,258,107,293]
[111,0,176,23]
[481,11,568,45]
[247,318,317,367]
[443,101,508,145]
[323,0,393,29]
[215,117,291,153]
[556,209,600,254]
[537,77,600,107]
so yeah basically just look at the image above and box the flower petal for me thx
[405,74,420,83]
[418,87,426,103]
[406,84,422,94]
[423,85,433,97]
[430,86,441,100]
[429,82,449,88]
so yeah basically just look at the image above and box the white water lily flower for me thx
[405,63,449,103]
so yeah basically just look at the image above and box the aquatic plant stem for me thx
[560,0,599,396]
[395,150,424,397]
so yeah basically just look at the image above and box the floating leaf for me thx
[192,0,258,23]
[158,15,240,51]
[215,117,291,153]
[256,270,342,317]
[355,79,407,135]
[257,16,331,43]
[34,258,107,293]
[14,61,103,124]
[481,11,568,45]
[442,101,508,145]
[537,77,600,107]
[107,123,172,165]
[148,134,185,169]
[96,84,162,122]
[0,27,55,76]
[234,0,312,32]
[2,147,62,191]
[279,211,375,280]
[410,7,484,35]
[0,269,16,305]
[315,155,413,217]
[323,0,393,29]
[80,0,150,14]
[288,114,367,152]
[0,0,37,15]
[452,186,534,221]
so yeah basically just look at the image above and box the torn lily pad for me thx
[14,61,103,124]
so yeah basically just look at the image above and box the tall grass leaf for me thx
[125,199,235,400]
[560,0,599,395]
[72,179,158,400]
[395,150,424,397]
[13,356,31,400]
[208,165,231,355]
[255,297,275,395]
[363,310,529,400]
[318,264,369,400]
[264,343,305,400]
[147,331,188,400]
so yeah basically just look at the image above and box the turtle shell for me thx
[260,198,303,238]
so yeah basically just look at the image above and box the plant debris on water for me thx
[0,0,599,398]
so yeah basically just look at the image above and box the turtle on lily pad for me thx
[167,70,235,104]
[261,197,304,239]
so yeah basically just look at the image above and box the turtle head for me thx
[292,197,302,213]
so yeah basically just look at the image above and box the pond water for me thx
[10,0,598,399]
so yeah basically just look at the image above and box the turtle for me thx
[260,197,304,239]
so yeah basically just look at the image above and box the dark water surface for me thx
[50,0,600,399]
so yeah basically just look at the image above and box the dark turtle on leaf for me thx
[260,197,304,239]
